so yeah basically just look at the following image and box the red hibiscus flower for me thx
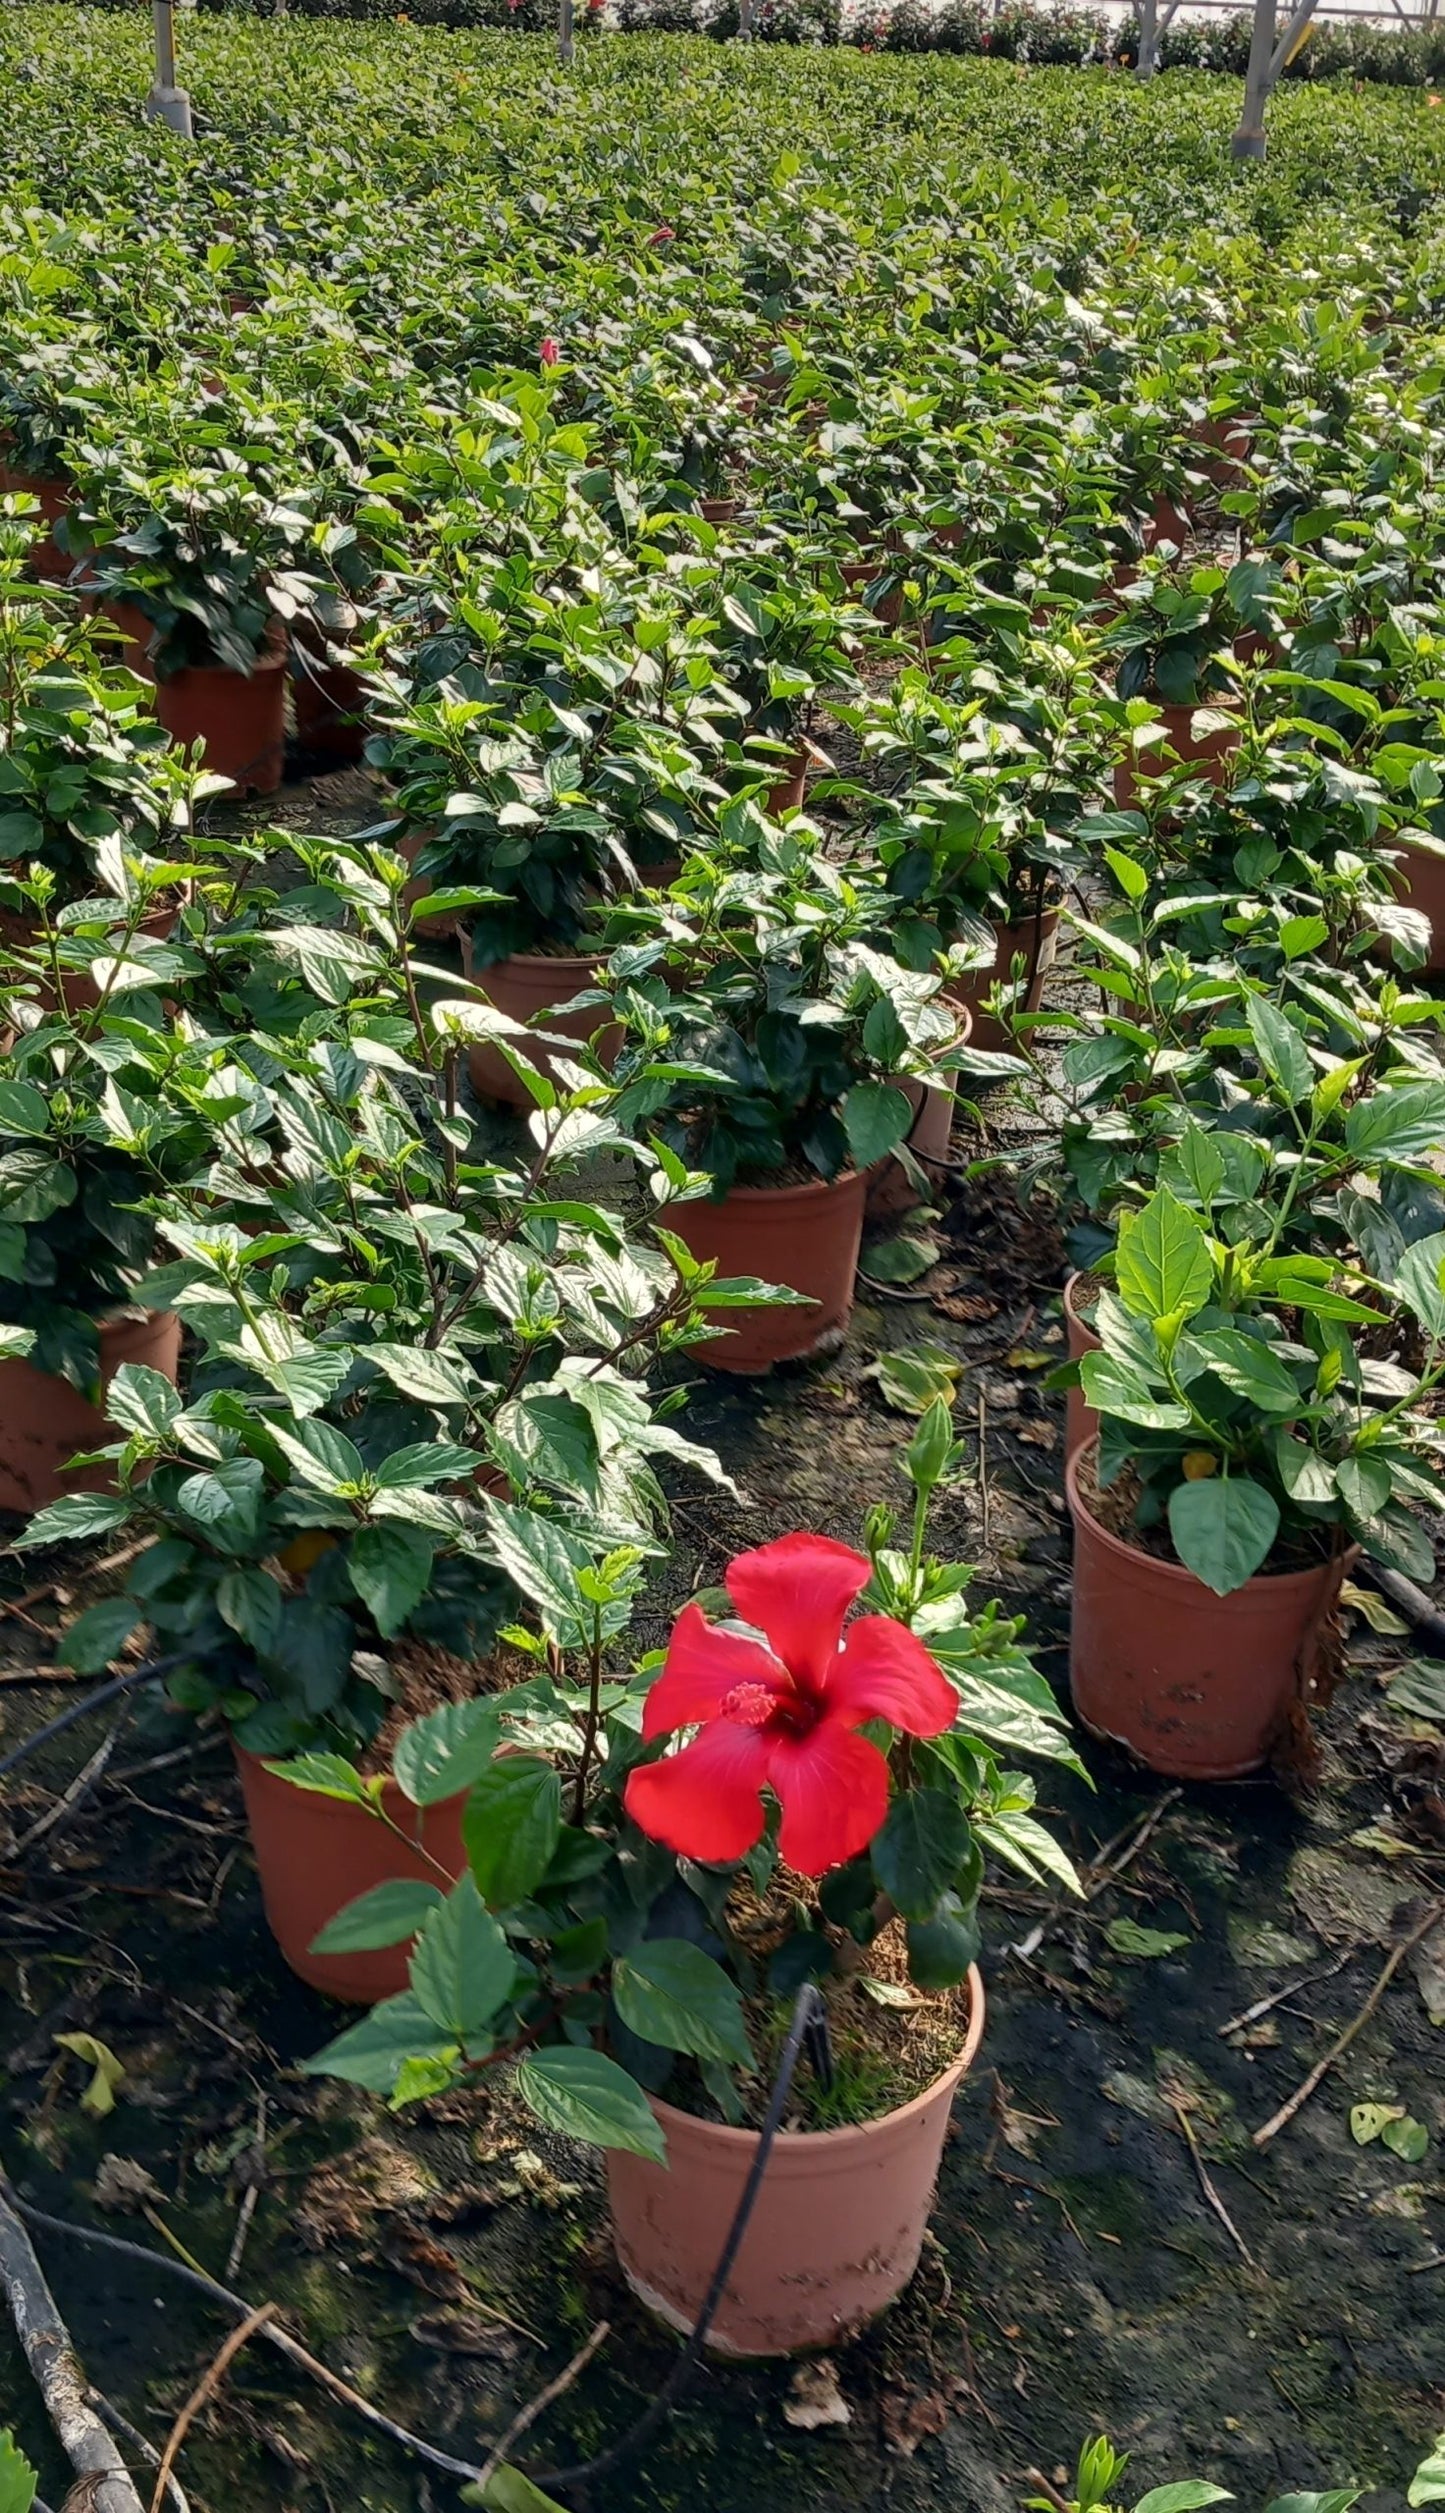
[539,336,559,366]
[649,223,675,243]
[624,1533,956,1876]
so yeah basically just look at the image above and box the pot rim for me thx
[695,1163,869,1210]
[1066,1439,1351,1597]
[640,1961,985,2155]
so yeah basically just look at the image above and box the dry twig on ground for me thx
[0,2174,146,2513]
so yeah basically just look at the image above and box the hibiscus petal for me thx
[827,1616,958,1737]
[725,1533,871,1695]
[767,1717,890,1876]
[625,1719,772,1863]
[641,1599,789,1740]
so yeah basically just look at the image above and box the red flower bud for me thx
[539,336,559,366]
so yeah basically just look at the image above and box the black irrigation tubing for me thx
[0,1646,220,1786]
[6,1985,834,2505]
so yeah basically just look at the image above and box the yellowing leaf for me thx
[1349,2101,1404,2145]
[54,2032,126,2119]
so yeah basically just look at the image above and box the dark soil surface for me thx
[2,769,1444,2513]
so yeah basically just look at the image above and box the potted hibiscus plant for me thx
[1069,1182,1445,1780]
[294,1400,1080,2353]
[0,502,215,968]
[63,446,319,795]
[365,554,737,1101]
[835,650,1103,1052]
[601,830,965,1368]
[0,840,210,1511]
[21,838,766,1996]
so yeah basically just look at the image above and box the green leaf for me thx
[177,1457,265,1545]
[408,1875,515,2037]
[841,1079,913,1169]
[1103,844,1148,902]
[311,1879,445,1954]
[516,2045,666,2161]
[1407,2442,1445,2507]
[905,1888,982,1988]
[482,1498,590,1641]
[1134,2489,1233,2513]
[463,1756,563,1908]
[217,1566,284,1655]
[1104,1918,1191,1958]
[105,1361,181,1438]
[1381,2114,1429,2163]
[15,1492,131,1548]
[870,1789,973,1922]
[1344,1081,1445,1167]
[58,1596,141,1675]
[0,2429,38,2513]
[612,1939,751,2065]
[264,1751,372,1803]
[1386,1659,1445,1723]
[1181,1327,1302,1413]
[1336,1454,1393,1520]
[347,1521,435,1639]
[463,2468,571,2513]
[1168,1476,1280,1595]
[0,1080,50,1136]
[1396,1233,1445,1344]
[302,1991,457,2095]
[394,1698,503,1806]
[1245,993,1313,1105]
[1114,1187,1212,1326]
[859,1231,939,1285]
[1080,1352,1191,1431]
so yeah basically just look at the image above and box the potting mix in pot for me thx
[4,19,1445,2508]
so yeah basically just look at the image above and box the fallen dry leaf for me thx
[783,2359,852,2430]
[881,2386,953,2456]
[92,2153,162,2212]
[410,2308,521,2361]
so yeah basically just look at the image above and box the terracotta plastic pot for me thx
[1388,839,1445,972]
[1196,413,1254,484]
[0,1309,180,1516]
[765,743,813,816]
[114,613,288,797]
[1062,1273,1100,1461]
[1142,492,1191,552]
[1066,1443,1352,1780]
[291,629,368,766]
[606,1964,985,2356]
[699,496,738,524]
[946,907,1059,1055]
[234,1744,470,2004]
[865,1008,972,1221]
[660,1167,867,1373]
[0,462,71,582]
[459,936,618,1107]
[841,554,903,627]
[1113,706,1240,813]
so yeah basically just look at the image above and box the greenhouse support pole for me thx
[1268,0,1319,79]
[1135,0,1159,77]
[558,0,574,64]
[145,0,194,137]
[1229,0,1277,158]
[738,0,754,32]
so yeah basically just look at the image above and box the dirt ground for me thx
[1,768,1444,2513]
